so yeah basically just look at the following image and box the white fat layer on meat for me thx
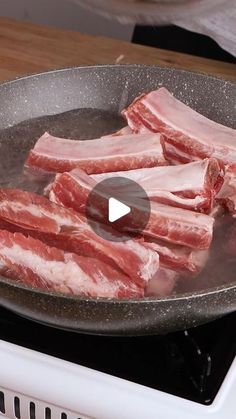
[191,249,209,267]
[82,220,159,282]
[48,189,59,204]
[0,243,87,292]
[164,142,197,162]
[70,163,208,211]
[149,201,214,228]
[33,132,162,161]
[38,207,81,229]
[142,88,236,147]
[0,200,80,229]
[146,267,177,297]
[91,179,207,209]
[147,240,208,272]
[138,190,204,208]
[216,170,236,199]
[125,115,139,132]
[64,255,128,294]
[122,239,159,281]
[119,197,214,229]
[149,240,208,263]
[92,160,209,192]
[33,147,161,161]
[0,244,126,296]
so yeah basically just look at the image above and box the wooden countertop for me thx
[0,17,235,82]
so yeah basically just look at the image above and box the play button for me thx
[86,176,150,242]
[108,198,131,222]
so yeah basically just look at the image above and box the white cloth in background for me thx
[175,2,236,57]
[71,0,236,57]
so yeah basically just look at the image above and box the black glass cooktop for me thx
[0,307,235,405]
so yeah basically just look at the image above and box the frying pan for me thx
[0,65,235,336]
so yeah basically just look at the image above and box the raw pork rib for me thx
[25,131,166,174]
[123,87,236,169]
[0,189,159,286]
[93,159,224,213]
[124,108,153,134]
[48,170,214,249]
[139,201,214,249]
[216,171,236,216]
[142,239,208,274]
[0,188,80,234]
[48,168,107,216]
[145,266,178,297]
[0,231,142,298]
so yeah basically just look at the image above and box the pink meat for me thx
[92,158,224,213]
[0,230,142,298]
[48,169,106,216]
[124,107,153,134]
[0,188,79,234]
[162,141,196,165]
[145,266,178,297]
[25,131,166,174]
[139,201,214,250]
[142,238,209,274]
[216,170,236,215]
[217,170,236,198]
[123,87,236,169]
[0,189,159,286]
[0,202,205,275]
[115,126,133,136]
[101,126,133,138]
[48,170,214,250]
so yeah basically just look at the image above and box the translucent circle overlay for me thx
[86,176,151,242]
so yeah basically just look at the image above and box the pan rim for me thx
[0,64,235,305]
[0,274,235,304]
[0,63,235,88]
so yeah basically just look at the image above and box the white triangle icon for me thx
[108,197,131,223]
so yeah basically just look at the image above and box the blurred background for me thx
[0,0,235,63]
[0,0,133,40]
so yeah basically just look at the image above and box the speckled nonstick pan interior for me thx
[0,65,236,336]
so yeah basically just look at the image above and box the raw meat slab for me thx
[92,158,224,213]
[48,170,214,250]
[25,131,166,174]
[145,266,178,297]
[123,87,236,169]
[142,238,208,274]
[0,230,142,298]
[0,188,159,286]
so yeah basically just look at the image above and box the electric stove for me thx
[0,307,235,419]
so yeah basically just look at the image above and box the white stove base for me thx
[0,340,235,419]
